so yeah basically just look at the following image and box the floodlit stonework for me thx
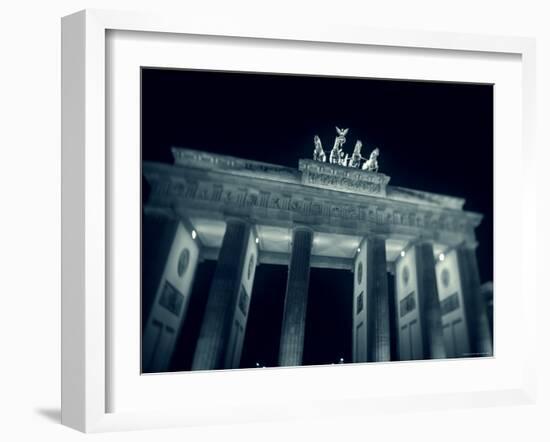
[142,147,493,371]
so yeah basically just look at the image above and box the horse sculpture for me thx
[362,147,380,172]
[349,140,363,168]
[313,135,326,162]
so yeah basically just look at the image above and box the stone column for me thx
[142,214,179,323]
[353,236,391,363]
[395,242,445,360]
[480,282,494,343]
[192,219,256,370]
[278,227,314,367]
[416,242,446,359]
[142,217,200,373]
[435,246,492,358]
[456,246,493,357]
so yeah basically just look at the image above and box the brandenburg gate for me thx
[142,134,493,372]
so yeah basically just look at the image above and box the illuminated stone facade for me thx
[142,148,493,371]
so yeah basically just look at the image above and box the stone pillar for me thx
[223,230,258,369]
[457,246,493,356]
[142,217,200,373]
[480,282,494,343]
[435,246,492,358]
[192,219,258,370]
[142,214,178,323]
[395,242,445,360]
[278,227,314,366]
[416,243,446,359]
[353,236,391,363]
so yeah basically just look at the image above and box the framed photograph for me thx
[61,9,537,432]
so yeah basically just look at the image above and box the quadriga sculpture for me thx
[362,147,380,172]
[312,127,380,173]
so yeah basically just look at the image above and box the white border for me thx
[61,9,537,433]
[109,29,522,413]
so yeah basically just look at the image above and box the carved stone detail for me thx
[145,173,476,238]
[299,159,390,197]
[172,148,300,183]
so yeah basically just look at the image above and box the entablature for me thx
[144,160,482,246]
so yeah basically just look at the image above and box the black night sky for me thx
[141,68,493,370]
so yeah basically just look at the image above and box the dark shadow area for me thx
[303,267,353,366]
[169,260,216,371]
[240,264,287,368]
[34,408,61,423]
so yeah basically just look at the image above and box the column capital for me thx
[363,233,390,242]
[290,224,315,235]
[459,240,479,251]
[397,238,432,259]
[409,237,436,248]
[224,215,252,226]
[356,235,388,261]
[441,241,479,255]
[145,205,179,221]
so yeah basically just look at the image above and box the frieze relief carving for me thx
[146,174,473,235]
[169,149,466,211]
[305,171,382,194]
[172,148,300,183]
[299,159,391,197]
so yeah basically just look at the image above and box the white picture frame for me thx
[61,9,537,433]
